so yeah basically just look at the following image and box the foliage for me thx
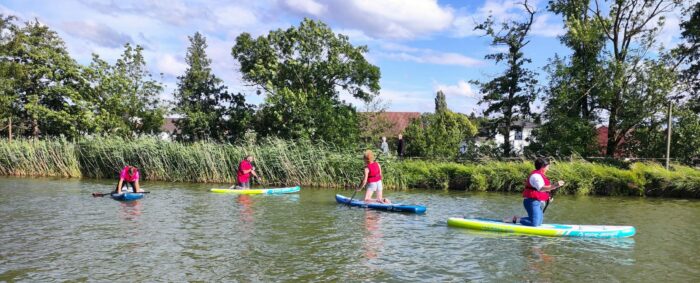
[2,18,87,138]
[404,91,477,158]
[471,1,539,156]
[673,2,700,103]
[528,0,605,156]
[81,44,166,137]
[590,0,682,157]
[173,32,253,142]
[231,18,381,148]
[1,137,700,198]
[0,15,17,139]
[623,105,700,164]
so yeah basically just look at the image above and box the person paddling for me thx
[504,157,564,226]
[232,155,261,189]
[115,165,143,194]
[359,150,391,204]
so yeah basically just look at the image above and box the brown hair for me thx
[363,150,375,163]
[128,166,137,176]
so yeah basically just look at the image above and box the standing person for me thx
[396,134,405,158]
[505,158,565,226]
[380,136,389,156]
[233,155,261,189]
[115,165,143,194]
[359,150,391,204]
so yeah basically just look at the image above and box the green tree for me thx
[471,1,538,157]
[674,2,700,107]
[0,15,18,140]
[82,44,165,137]
[4,18,86,138]
[404,91,477,158]
[231,18,380,147]
[528,0,605,156]
[174,32,252,142]
[591,0,682,157]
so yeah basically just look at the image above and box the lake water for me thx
[1,177,698,282]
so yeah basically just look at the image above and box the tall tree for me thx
[471,1,539,156]
[674,2,700,107]
[4,18,85,139]
[404,91,477,158]
[528,0,606,156]
[174,32,252,142]
[231,18,380,147]
[591,0,682,157]
[82,44,165,137]
[0,15,18,140]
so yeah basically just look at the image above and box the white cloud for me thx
[283,0,326,16]
[156,53,187,77]
[530,14,564,37]
[434,80,477,97]
[61,21,133,48]
[283,0,454,39]
[213,5,258,28]
[656,7,683,49]
[378,42,482,67]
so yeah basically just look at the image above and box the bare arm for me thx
[359,168,369,189]
[541,180,565,192]
[116,179,124,194]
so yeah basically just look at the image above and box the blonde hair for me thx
[364,150,375,163]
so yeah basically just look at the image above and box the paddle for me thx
[347,186,361,207]
[543,181,564,213]
[92,191,149,197]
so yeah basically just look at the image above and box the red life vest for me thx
[367,162,382,182]
[522,169,550,201]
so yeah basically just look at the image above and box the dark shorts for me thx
[237,181,250,188]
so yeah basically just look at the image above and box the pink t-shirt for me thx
[120,167,140,182]
[237,160,252,184]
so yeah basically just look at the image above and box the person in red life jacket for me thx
[115,165,143,194]
[359,150,391,204]
[504,158,565,226]
[232,155,261,189]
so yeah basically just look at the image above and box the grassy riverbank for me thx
[1,137,699,198]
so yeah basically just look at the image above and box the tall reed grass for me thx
[0,137,699,197]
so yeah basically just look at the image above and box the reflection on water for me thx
[0,177,698,282]
[363,211,383,261]
[118,200,142,220]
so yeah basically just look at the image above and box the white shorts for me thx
[366,180,383,192]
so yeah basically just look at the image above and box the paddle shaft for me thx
[92,191,149,197]
[347,187,361,207]
[543,183,562,213]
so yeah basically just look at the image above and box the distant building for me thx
[478,121,538,155]
[359,112,421,137]
[596,126,632,157]
[160,117,180,140]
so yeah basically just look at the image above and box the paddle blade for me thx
[91,192,108,197]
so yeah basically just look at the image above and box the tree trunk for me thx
[606,104,618,157]
[8,116,12,141]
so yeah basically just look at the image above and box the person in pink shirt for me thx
[115,165,143,194]
[232,155,261,189]
[359,150,391,204]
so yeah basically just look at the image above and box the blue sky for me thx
[0,0,686,114]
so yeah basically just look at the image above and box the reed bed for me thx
[1,137,699,197]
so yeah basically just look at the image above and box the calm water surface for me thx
[0,177,698,282]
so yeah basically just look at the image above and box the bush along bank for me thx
[0,137,699,198]
[392,160,700,198]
